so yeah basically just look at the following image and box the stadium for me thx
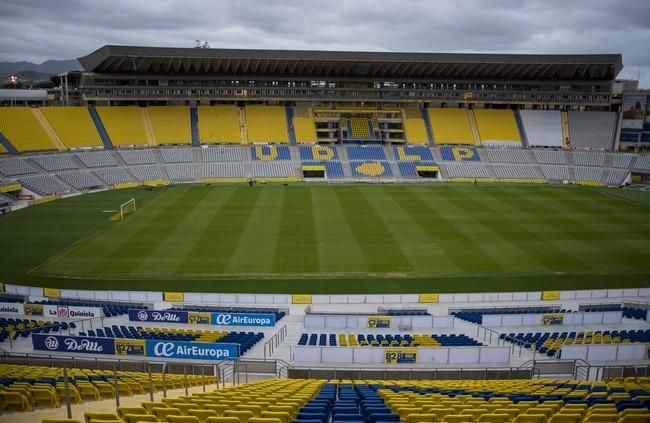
[0,41,649,423]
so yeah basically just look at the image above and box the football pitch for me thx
[1,183,649,293]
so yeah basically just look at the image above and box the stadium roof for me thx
[79,45,623,81]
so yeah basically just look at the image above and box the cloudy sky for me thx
[0,0,649,86]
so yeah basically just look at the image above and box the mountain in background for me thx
[0,59,81,82]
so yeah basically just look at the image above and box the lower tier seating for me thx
[297,333,481,347]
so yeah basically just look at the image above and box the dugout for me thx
[416,165,439,178]
[631,170,650,184]
[302,165,325,178]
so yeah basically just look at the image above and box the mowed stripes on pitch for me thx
[38,184,650,279]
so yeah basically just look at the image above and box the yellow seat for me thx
[0,391,32,411]
[617,416,650,423]
[584,415,617,422]
[168,417,201,423]
[494,408,520,419]
[515,415,547,423]
[442,415,473,423]
[153,407,183,421]
[177,404,201,415]
[260,411,291,423]
[142,401,168,412]
[478,414,510,423]
[549,414,582,423]
[237,405,263,417]
[248,418,282,423]
[398,407,424,420]
[406,414,436,423]
[206,418,241,423]
[124,415,159,423]
[32,388,60,408]
[188,409,219,423]
[42,420,82,423]
[118,406,148,418]
[461,408,489,419]
[84,412,121,423]
[266,406,294,416]
[205,404,231,415]
[225,410,255,423]
[89,420,124,423]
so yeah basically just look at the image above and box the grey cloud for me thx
[0,0,648,86]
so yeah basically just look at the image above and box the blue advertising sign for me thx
[32,334,115,355]
[211,312,276,327]
[128,309,189,324]
[145,340,239,360]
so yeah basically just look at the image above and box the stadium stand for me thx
[31,154,79,172]
[573,151,606,167]
[452,307,564,324]
[351,161,393,177]
[1,318,69,341]
[519,110,563,148]
[302,160,345,178]
[246,105,289,143]
[252,145,291,161]
[147,106,191,145]
[403,109,429,144]
[394,145,434,162]
[0,108,57,151]
[118,149,157,165]
[160,147,193,163]
[57,171,104,190]
[165,163,195,181]
[252,162,296,178]
[198,105,242,144]
[633,155,650,170]
[397,161,438,178]
[444,163,490,178]
[346,145,386,160]
[293,107,318,143]
[493,165,541,180]
[92,167,136,185]
[485,149,530,163]
[128,165,164,181]
[540,165,570,182]
[300,145,338,161]
[427,109,475,145]
[533,149,567,164]
[40,107,104,148]
[202,146,245,162]
[0,158,37,176]
[568,111,617,150]
[574,166,604,183]
[440,146,481,162]
[74,150,117,168]
[18,175,71,195]
[473,109,522,147]
[204,162,246,179]
[95,106,148,146]
[298,333,481,347]
[606,169,629,186]
[612,153,635,168]
[502,330,650,357]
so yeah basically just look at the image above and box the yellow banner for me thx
[542,291,561,301]
[384,348,418,365]
[163,292,184,302]
[292,294,312,304]
[302,165,326,171]
[0,183,21,193]
[368,316,392,328]
[31,195,58,206]
[43,287,61,298]
[188,311,211,325]
[24,304,44,316]
[114,182,140,190]
[419,293,439,303]
[542,313,564,325]
[114,339,145,356]
[143,179,169,187]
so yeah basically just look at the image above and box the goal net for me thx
[110,198,136,221]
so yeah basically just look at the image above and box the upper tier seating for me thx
[0,158,37,176]
[403,108,429,144]
[198,105,242,144]
[502,330,650,357]
[95,106,147,146]
[246,105,289,143]
[349,116,372,139]
[533,149,567,164]
[75,150,117,168]
[0,108,56,151]
[473,109,522,147]
[31,155,79,172]
[298,333,482,347]
[346,145,386,160]
[519,110,563,148]
[41,107,103,148]
[93,167,136,185]
[118,149,156,165]
[568,111,617,150]
[204,162,246,178]
[293,107,317,143]
[57,171,104,190]
[19,175,71,195]
[486,149,530,163]
[148,106,191,145]
[160,147,193,163]
[164,163,194,181]
[202,146,245,162]
[427,109,475,145]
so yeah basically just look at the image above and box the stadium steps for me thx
[438,163,450,180]
[561,111,571,148]
[189,106,199,146]
[150,148,164,165]
[88,106,113,149]
[286,106,297,145]
[140,108,157,146]
[604,153,614,168]
[430,146,443,163]
[565,151,575,165]
[239,107,248,144]
[568,166,576,181]
[421,108,435,145]
[526,149,538,164]
[600,168,611,185]
[192,147,203,180]
[514,110,529,148]
[484,163,497,179]
[31,109,66,151]
[382,146,401,176]
[0,132,18,154]
[467,109,481,145]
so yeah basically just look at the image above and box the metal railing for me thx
[263,324,288,359]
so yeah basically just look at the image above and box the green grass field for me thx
[1,183,649,293]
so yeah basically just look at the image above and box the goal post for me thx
[110,198,136,221]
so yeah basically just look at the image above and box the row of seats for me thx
[452,308,566,324]
[0,317,74,342]
[501,330,650,357]
[297,333,482,347]
[0,363,214,413]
